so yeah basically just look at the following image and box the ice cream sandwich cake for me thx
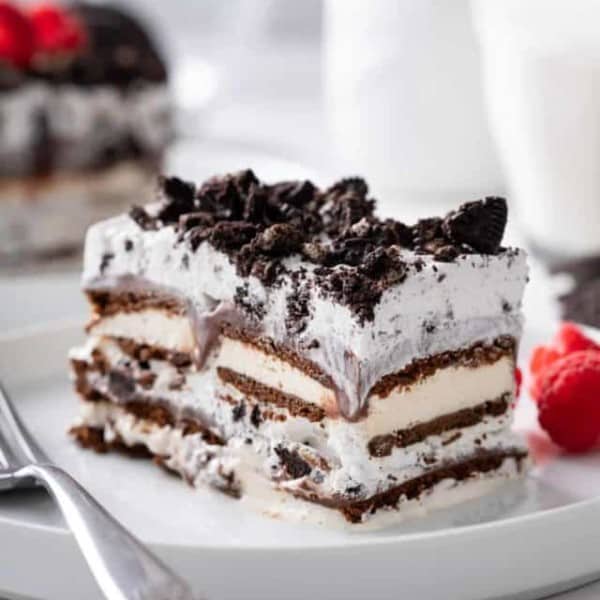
[70,171,528,524]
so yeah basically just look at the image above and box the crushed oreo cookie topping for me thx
[128,170,510,321]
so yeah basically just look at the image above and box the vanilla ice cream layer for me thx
[88,310,195,354]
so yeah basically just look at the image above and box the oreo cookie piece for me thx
[156,176,197,223]
[209,221,258,252]
[442,197,507,254]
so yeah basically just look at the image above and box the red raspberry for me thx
[514,367,522,398]
[529,323,600,402]
[530,345,561,376]
[0,2,34,68]
[555,322,600,354]
[28,3,86,55]
[537,351,600,453]
[529,346,561,401]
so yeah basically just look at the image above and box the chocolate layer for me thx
[368,394,510,457]
[70,424,151,457]
[371,336,516,398]
[217,367,326,422]
[297,449,527,523]
[87,289,186,319]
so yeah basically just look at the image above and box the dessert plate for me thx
[1,322,599,600]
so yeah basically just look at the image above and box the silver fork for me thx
[0,381,197,600]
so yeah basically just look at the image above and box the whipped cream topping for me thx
[83,213,528,418]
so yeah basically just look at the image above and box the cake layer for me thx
[0,3,172,178]
[72,339,515,458]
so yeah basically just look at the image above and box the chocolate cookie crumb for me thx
[99,252,114,273]
[274,446,312,479]
[250,404,262,428]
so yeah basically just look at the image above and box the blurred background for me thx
[2,4,600,598]
[2,0,599,337]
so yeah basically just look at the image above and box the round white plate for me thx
[1,322,599,600]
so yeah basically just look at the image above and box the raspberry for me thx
[556,322,600,354]
[0,2,34,67]
[530,345,561,376]
[529,346,561,401]
[28,3,86,55]
[537,351,600,453]
[515,367,522,398]
[529,322,600,402]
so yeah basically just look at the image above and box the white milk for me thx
[323,0,503,209]
[473,0,600,258]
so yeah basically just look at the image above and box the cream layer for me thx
[88,310,195,354]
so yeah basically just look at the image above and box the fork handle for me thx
[15,463,197,600]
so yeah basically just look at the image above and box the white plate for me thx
[1,322,600,600]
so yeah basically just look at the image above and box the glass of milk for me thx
[472,0,600,261]
[323,0,503,215]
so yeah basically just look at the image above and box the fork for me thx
[0,382,197,600]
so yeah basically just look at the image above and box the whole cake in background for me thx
[0,2,173,263]
[70,171,529,527]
